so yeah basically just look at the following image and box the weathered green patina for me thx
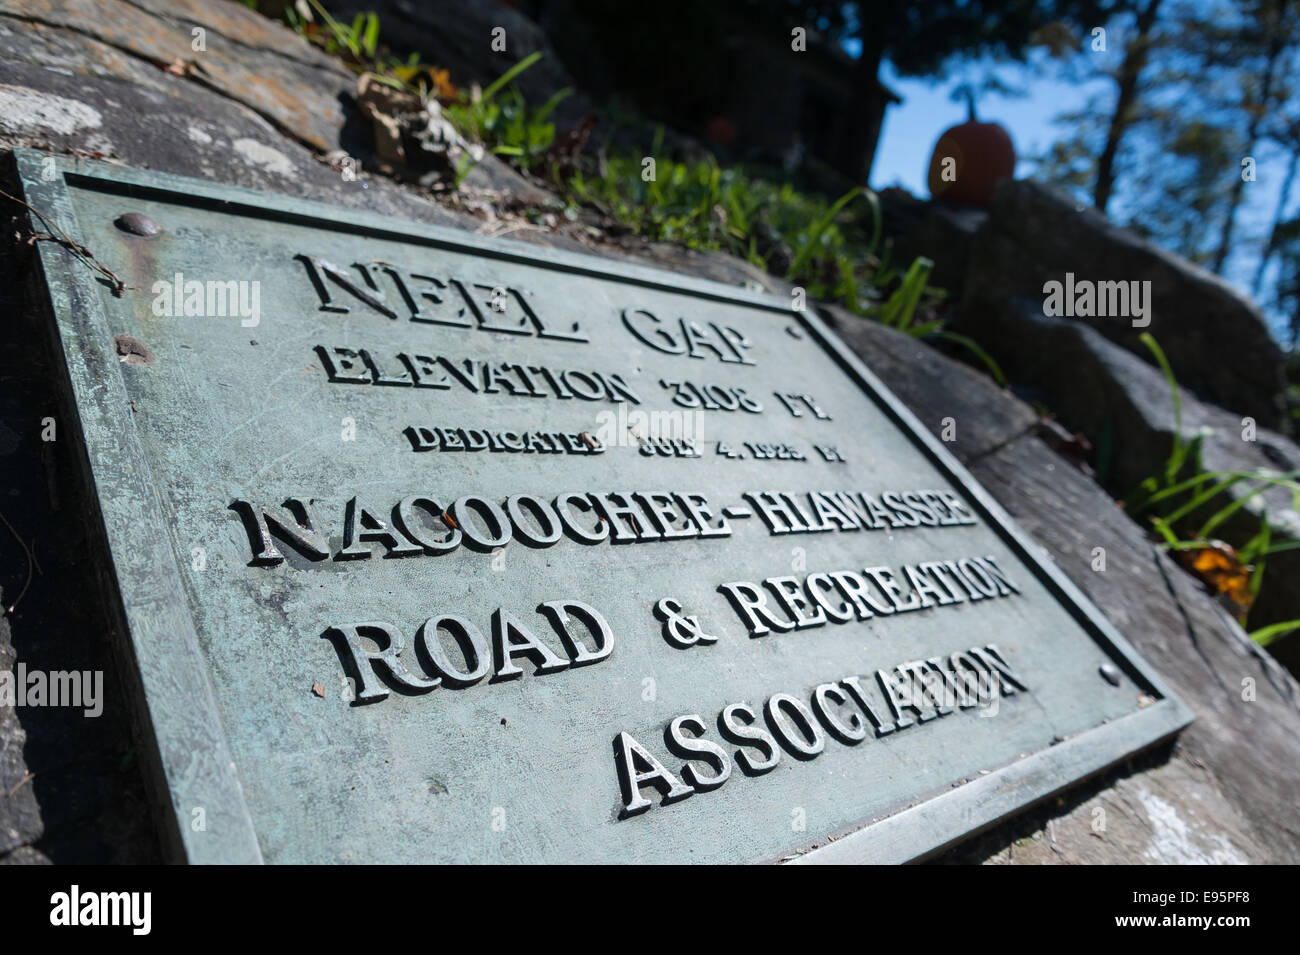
[14,150,1191,863]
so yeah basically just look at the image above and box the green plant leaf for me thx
[1248,619,1300,647]
[1244,518,1270,597]
[1149,515,1185,548]
[1138,332,1185,487]
[1195,481,1276,539]
[361,13,380,58]
[787,187,861,280]
[929,330,1007,385]
[533,87,573,125]
[1259,539,1300,556]
[878,256,933,331]
[904,319,945,338]
[1159,474,1248,526]
[481,50,543,104]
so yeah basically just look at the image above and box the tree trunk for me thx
[1252,137,1299,296]
[1291,286,1300,348]
[1211,4,1285,274]
[1094,0,1164,215]
[830,34,887,184]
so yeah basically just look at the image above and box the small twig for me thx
[0,186,126,296]
[0,510,35,614]
[478,220,540,240]
[6,771,35,798]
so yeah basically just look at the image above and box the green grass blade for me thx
[930,330,1007,385]
[1195,482,1276,539]
[1136,469,1298,510]
[1246,519,1270,597]
[1159,475,1248,526]
[1138,332,1184,486]
[362,13,380,58]
[306,0,345,34]
[533,87,573,124]
[481,51,543,104]
[879,256,933,331]
[1149,515,1184,547]
[1249,619,1300,647]
[787,187,862,280]
[905,319,945,338]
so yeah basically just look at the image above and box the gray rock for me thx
[0,844,50,864]
[2,0,353,152]
[0,602,44,858]
[820,303,1037,463]
[961,179,1286,427]
[889,201,987,295]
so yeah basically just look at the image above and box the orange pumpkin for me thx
[926,95,1016,207]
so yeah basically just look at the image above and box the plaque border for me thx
[12,149,1194,864]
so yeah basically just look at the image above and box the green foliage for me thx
[565,141,879,301]
[444,53,572,165]
[878,257,937,332]
[445,58,895,308]
[441,57,1007,384]
[261,6,1002,385]
[268,0,454,99]
[1127,332,1300,639]
[268,6,1006,386]
[286,0,379,61]
[785,187,869,281]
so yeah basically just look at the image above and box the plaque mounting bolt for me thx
[1099,663,1121,686]
[114,212,162,236]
